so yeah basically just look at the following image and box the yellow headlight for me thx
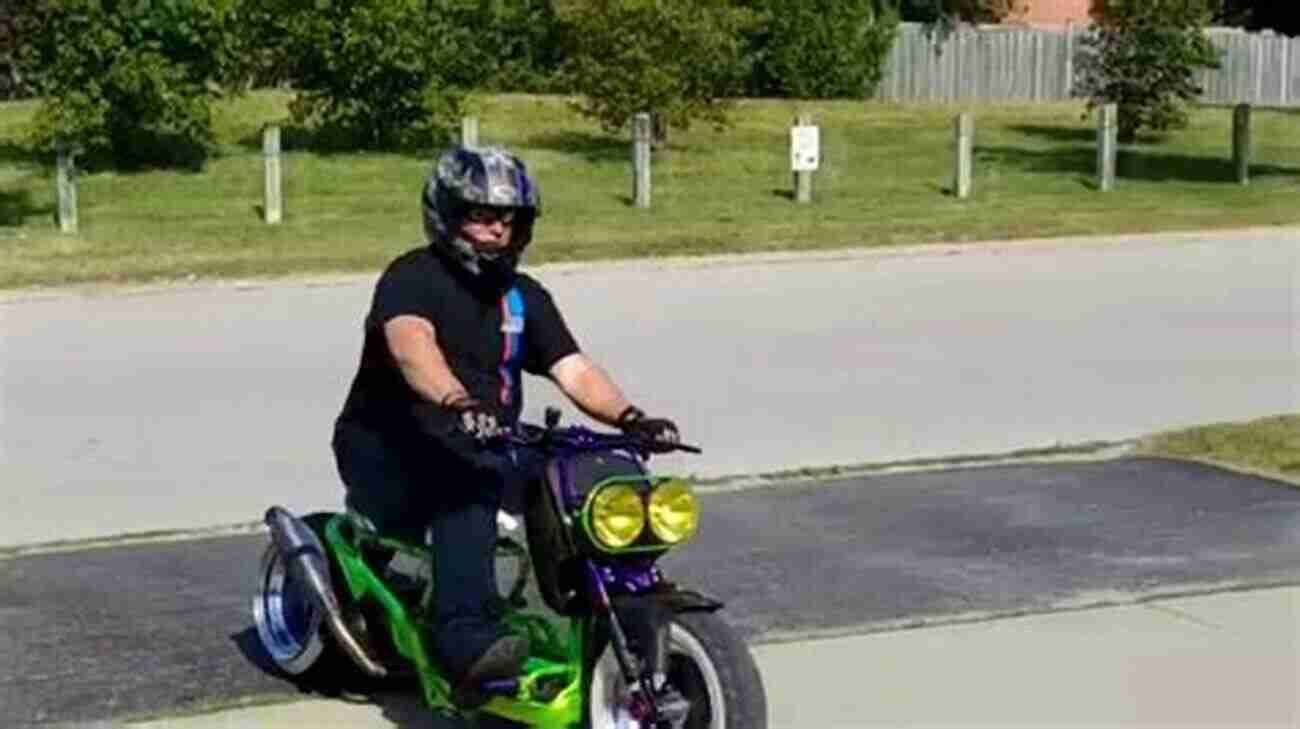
[590,484,646,549]
[648,480,699,544]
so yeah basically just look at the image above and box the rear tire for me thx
[587,611,767,729]
[252,512,360,687]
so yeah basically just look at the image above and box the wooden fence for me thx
[874,22,1300,107]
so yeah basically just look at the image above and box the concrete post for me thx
[1097,104,1117,192]
[461,116,479,148]
[632,113,652,209]
[262,125,282,225]
[56,140,78,234]
[954,113,973,199]
[1233,103,1251,185]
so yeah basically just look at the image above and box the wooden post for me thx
[461,116,479,148]
[56,140,78,234]
[1031,32,1043,101]
[793,114,815,204]
[1097,103,1117,192]
[954,113,973,199]
[632,113,651,209]
[1233,103,1251,185]
[1064,22,1076,99]
[1281,38,1291,107]
[263,125,282,225]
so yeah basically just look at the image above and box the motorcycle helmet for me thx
[422,145,541,286]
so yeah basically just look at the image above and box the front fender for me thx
[645,587,725,614]
[609,588,725,676]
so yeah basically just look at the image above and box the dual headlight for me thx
[586,479,699,551]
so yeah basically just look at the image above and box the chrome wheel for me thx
[252,542,326,675]
[588,621,726,729]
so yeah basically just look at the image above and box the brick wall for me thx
[1018,0,1091,26]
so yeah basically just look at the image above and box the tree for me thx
[896,0,1028,24]
[0,3,22,99]
[743,0,900,99]
[1074,0,1223,143]
[15,0,242,168]
[557,0,758,147]
[273,0,471,151]
[1218,1,1300,36]
[446,0,569,93]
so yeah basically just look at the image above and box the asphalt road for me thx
[2,229,1297,547]
[3,458,1299,728]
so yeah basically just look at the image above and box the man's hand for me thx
[617,406,680,446]
[444,393,505,442]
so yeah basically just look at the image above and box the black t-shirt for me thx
[337,246,580,447]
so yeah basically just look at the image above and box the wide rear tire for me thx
[252,512,359,686]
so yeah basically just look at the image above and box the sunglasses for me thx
[464,207,517,225]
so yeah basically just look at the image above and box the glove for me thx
[617,406,680,446]
[444,393,504,443]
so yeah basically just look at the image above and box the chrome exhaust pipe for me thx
[264,506,388,678]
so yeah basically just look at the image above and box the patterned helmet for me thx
[422,145,541,277]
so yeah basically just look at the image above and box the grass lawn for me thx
[1137,414,1300,481]
[1,92,1298,289]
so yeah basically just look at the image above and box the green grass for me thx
[2,92,1299,289]
[1136,414,1300,480]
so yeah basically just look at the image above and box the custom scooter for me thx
[252,408,766,728]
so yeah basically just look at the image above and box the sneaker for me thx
[452,634,528,709]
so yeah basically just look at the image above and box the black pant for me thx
[331,421,544,675]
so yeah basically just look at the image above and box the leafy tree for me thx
[896,0,1028,24]
[556,0,758,147]
[743,0,901,99]
[447,0,569,93]
[0,3,22,99]
[15,0,242,168]
[273,0,471,151]
[1218,1,1300,36]
[1074,0,1223,143]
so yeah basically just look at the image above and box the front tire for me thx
[587,611,767,729]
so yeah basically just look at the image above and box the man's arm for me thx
[548,352,635,426]
[384,315,470,406]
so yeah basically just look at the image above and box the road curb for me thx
[1130,453,1300,489]
[6,439,1293,560]
[750,578,1300,646]
[2,224,1296,304]
[694,439,1136,494]
[0,440,1136,559]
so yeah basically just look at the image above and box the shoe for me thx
[452,634,528,709]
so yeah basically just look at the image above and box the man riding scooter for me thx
[331,145,681,707]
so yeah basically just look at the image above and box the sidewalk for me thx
[120,586,1299,729]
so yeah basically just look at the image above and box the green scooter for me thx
[252,410,766,728]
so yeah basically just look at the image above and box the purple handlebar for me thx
[502,423,702,456]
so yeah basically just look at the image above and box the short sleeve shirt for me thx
[337,247,580,443]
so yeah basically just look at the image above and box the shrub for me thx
[896,0,1029,24]
[275,0,470,151]
[15,0,241,168]
[1075,0,1223,143]
[744,0,900,99]
[557,0,758,147]
[0,4,24,99]
[448,0,569,94]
